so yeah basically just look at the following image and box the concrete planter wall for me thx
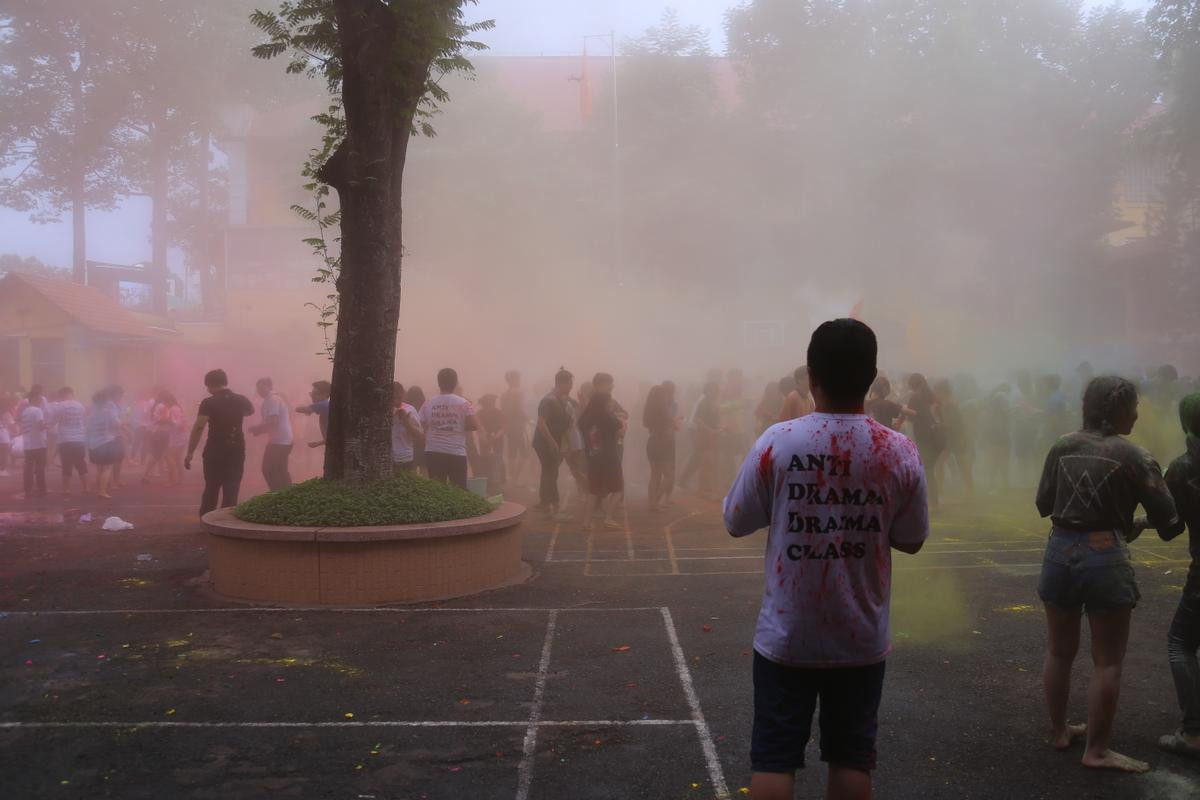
[201,502,526,605]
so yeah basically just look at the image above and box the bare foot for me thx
[1052,723,1087,751]
[1082,749,1151,773]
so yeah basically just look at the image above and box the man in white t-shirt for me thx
[418,367,477,489]
[391,381,423,473]
[250,377,294,491]
[724,319,929,800]
[18,386,49,498]
[51,386,88,494]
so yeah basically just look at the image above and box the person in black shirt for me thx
[907,373,945,508]
[866,375,908,430]
[1036,376,1183,774]
[1161,393,1200,758]
[532,369,574,515]
[185,369,255,518]
[578,386,624,531]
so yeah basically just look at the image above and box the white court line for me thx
[624,507,635,560]
[0,718,693,730]
[545,520,561,563]
[0,606,664,618]
[660,607,730,800]
[663,511,707,576]
[516,609,557,800]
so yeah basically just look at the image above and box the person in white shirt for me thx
[18,386,48,498]
[86,389,124,499]
[724,320,929,800]
[251,377,294,490]
[391,381,423,473]
[418,368,477,489]
[52,387,88,494]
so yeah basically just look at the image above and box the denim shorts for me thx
[1037,528,1139,611]
[751,651,886,774]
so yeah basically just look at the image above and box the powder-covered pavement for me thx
[2,472,1199,799]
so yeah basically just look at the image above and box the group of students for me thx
[1,374,303,505]
[2,384,141,499]
[717,319,1200,799]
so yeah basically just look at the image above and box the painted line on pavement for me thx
[515,609,557,800]
[661,606,730,800]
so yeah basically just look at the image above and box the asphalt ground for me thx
[2,462,1200,799]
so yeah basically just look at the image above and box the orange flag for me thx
[580,42,593,123]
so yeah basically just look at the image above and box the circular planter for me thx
[201,502,527,605]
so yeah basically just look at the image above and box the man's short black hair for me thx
[593,372,614,388]
[204,369,228,388]
[312,380,332,395]
[555,368,573,387]
[806,319,877,405]
[437,368,458,393]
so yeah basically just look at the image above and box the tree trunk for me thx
[69,51,86,285]
[318,0,414,483]
[71,170,86,285]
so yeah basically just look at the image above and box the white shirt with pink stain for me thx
[724,412,930,668]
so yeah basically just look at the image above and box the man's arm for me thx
[889,457,930,555]
[1143,456,1185,541]
[535,415,557,451]
[1164,464,1195,542]
[723,437,773,537]
[1034,445,1059,518]
[251,398,274,436]
[184,416,208,469]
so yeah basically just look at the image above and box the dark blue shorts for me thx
[751,650,886,774]
[1037,528,1139,612]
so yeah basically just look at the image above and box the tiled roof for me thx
[2,272,155,339]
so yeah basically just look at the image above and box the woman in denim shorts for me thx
[1036,376,1183,774]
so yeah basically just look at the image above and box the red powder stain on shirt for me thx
[758,445,774,481]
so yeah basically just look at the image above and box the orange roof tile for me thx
[2,272,155,339]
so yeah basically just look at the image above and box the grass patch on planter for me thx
[232,472,494,527]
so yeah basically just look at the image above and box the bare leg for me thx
[647,463,661,510]
[1043,602,1085,749]
[1082,607,1148,772]
[827,765,872,800]
[96,465,112,499]
[750,771,793,800]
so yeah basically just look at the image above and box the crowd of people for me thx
[3,337,1200,799]
[0,374,309,504]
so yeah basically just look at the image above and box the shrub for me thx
[232,472,493,527]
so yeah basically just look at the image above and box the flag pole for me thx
[584,31,623,284]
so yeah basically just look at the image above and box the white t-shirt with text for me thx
[723,413,930,668]
[391,402,422,463]
[419,394,475,457]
